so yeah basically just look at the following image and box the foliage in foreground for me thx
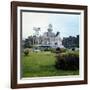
[24,48,29,56]
[55,51,79,70]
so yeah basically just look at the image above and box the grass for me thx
[21,51,79,77]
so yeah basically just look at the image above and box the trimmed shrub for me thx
[60,48,67,53]
[55,52,79,70]
[56,47,61,53]
[55,48,67,53]
[44,48,50,51]
[49,48,56,53]
[72,48,75,51]
[24,48,29,56]
[44,48,56,53]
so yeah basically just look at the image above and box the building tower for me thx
[33,27,40,45]
[48,24,53,32]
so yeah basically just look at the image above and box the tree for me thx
[23,38,30,48]
[62,35,79,48]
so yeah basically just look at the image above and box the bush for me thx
[43,48,56,53]
[49,48,56,53]
[60,48,67,53]
[24,48,29,56]
[55,52,79,70]
[44,48,50,51]
[55,48,67,53]
[56,47,61,53]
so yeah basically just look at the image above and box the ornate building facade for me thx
[37,24,64,48]
[23,24,64,49]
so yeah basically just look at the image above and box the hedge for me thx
[55,51,79,70]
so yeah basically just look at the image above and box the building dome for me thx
[48,24,53,32]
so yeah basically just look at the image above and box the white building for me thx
[40,24,64,48]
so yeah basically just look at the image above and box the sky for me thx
[22,11,81,39]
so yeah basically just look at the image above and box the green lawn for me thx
[21,51,79,77]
